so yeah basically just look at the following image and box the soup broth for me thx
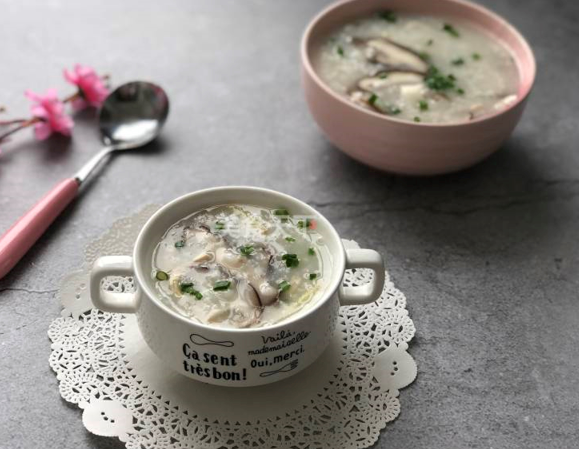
[152,205,330,329]
[314,12,520,123]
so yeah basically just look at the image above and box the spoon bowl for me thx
[99,81,170,149]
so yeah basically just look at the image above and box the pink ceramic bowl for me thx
[301,0,536,175]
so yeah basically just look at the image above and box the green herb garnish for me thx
[308,247,315,256]
[378,11,397,22]
[427,39,434,46]
[297,218,313,229]
[368,93,378,106]
[309,273,318,280]
[379,73,388,79]
[155,271,169,281]
[388,106,402,115]
[424,66,456,91]
[472,52,481,61]
[285,236,296,242]
[278,280,291,292]
[239,245,254,256]
[418,51,430,62]
[337,46,344,56]
[174,240,185,248]
[282,253,300,268]
[274,209,290,216]
[457,88,465,95]
[215,221,225,230]
[180,283,203,300]
[419,100,429,111]
[451,57,465,66]
[443,23,460,37]
[213,280,231,291]
[414,116,421,123]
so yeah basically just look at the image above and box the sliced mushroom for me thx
[348,90,375,111]
[192,252,214,264]
[357,71,424,92]
[238,279,262,308]
[359,38,429,74]
[207,308,231,324]
[468,103,484,121]
[168,267,187,297]
[231,307,263,329]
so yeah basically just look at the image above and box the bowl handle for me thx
[90,256,141,313]
[339,249,385,306]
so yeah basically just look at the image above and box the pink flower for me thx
[64,64,109,110]
[25,89,74,140]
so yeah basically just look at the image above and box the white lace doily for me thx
[49,205,417,449]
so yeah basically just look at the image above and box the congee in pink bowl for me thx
[301,0,536,175]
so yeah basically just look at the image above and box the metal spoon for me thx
[0,81,170,280]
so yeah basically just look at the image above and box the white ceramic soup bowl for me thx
[90,187,385,387]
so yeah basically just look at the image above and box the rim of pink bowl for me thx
[301,0,537,128]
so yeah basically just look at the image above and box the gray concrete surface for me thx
[1,0,578,448]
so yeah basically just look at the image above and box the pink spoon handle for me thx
[0,178,79,280]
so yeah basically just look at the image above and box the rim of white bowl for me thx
[133,186,347,334]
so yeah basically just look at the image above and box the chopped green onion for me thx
[378,11,397,22]
[278,280,291,292]
[427,39,434,46]
[297,218,314,229]
[215,221,225,230]
[472,52,481,61]
[180,283,203,299]
[443,23,460,37]
[451,57,465,66]
[457,88,465,95]
[175,240,185,248]
[368,93,378,106]
[424,66,456,91]
[309,273,318,280]
[414,116,421,123]
[388,106,402,115]
[379,73,388,79]
[337,46,344,56]
[418,51,430,62]
[274,209,290,216]
[213,280,231,291]
[285,236,296,242]
[155,271,169,281]
[308,247,315,256]
[239,245,254,256]
[282,253,300,268]
[419,100,429,111]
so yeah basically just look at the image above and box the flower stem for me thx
[0,118,28,126]
[0,117,40,142]
[62,92,80,104]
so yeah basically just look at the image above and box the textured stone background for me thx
[1,0,578,448]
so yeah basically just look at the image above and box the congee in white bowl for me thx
[314,11,519,124]
[90,187,385,386]
[153,204,330,329]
